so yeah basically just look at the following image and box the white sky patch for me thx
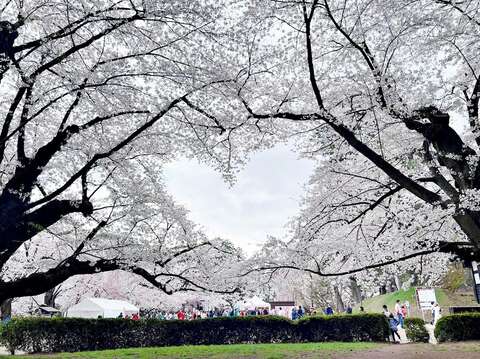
[164,143,315,255]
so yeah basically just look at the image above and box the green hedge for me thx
[0,314,388,353]
[435,313,480,342]
[297,314,389,342]
[404,318,429,343]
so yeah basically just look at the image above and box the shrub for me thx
[0,314,389,353]
[297,314,389,342]
[403,317,429,343]
[435,313,480,342]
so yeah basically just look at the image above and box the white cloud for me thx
[164,143,315,254]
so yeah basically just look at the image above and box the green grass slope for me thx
[356,287,478,317]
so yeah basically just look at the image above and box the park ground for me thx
[2,342,480,359]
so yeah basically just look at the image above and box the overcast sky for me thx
[164,144,315,254]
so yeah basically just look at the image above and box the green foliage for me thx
[297,314,389,342]
[435,313,480,342]
[0,314,389,353]
[442,265,465,293]
[403,317,429,343]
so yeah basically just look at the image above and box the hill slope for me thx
[356,287,478,318]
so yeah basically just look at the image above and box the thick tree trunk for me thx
[387,277,397,293]
[349,276,362,304]
[44,287,59,307]
[394,275,402,291]
[333,285,345,312]
[0,298,12,320]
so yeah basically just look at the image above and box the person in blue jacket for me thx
[324,305,334,315]
[389,313,401,343]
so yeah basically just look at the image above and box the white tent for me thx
[65,298,139,318]
[235,296,270,311]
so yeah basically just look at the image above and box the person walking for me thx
[297,305,304,318]
[388,313,401,343]
[433,303,442,326]
[291,307,298,320]
[430,301,435,325]
[395,300,404,328]
[382,305,390,317]
[177,309,185,320]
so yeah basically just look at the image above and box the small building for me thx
[269,301,296,317]
[65,298,139,319]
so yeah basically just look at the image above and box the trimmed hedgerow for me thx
[435,313,480,342]
[297,314,389,342]
[0,314,389,353]
[403,317,429,343]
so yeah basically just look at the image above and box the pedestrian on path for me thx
[433,303,442,326]
[394,299,404,328]
[382,304,391,317]
[389,313,401,343]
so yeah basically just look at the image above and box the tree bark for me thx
[0,298,12,320]
[387,278,397,293]
[333,285,345,312]
[394,275,402,291]
[44,287,60,308]
[349,276,363,304]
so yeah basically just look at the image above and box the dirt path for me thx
[334,342,480,359]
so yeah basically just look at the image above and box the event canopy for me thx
[65,298,139,318]
[235,296,270,311]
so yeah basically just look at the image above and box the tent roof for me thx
[86,298,139,311]
[235,296,270,310]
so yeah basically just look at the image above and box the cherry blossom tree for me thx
[230,0,480,270]
[0,0,257,308]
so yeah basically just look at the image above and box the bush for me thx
[297,314,389,342]
[435,313,480,342]
[0,314,389,353]
[404,318,429,343]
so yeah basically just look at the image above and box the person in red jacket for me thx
[177,310,186,320]
[131,313,140,321]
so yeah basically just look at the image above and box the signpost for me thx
[471,261,480,304]
[415,288,436,321]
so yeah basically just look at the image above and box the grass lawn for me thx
[0,342,382,359]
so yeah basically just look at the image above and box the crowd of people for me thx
[130,303,368,322]
[382,299,441,343]
[138,306,308,321]
[382,299,411,343]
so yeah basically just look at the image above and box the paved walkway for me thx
[425,324,437,344]
[0,346,25,356]
[335,342,480,359]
